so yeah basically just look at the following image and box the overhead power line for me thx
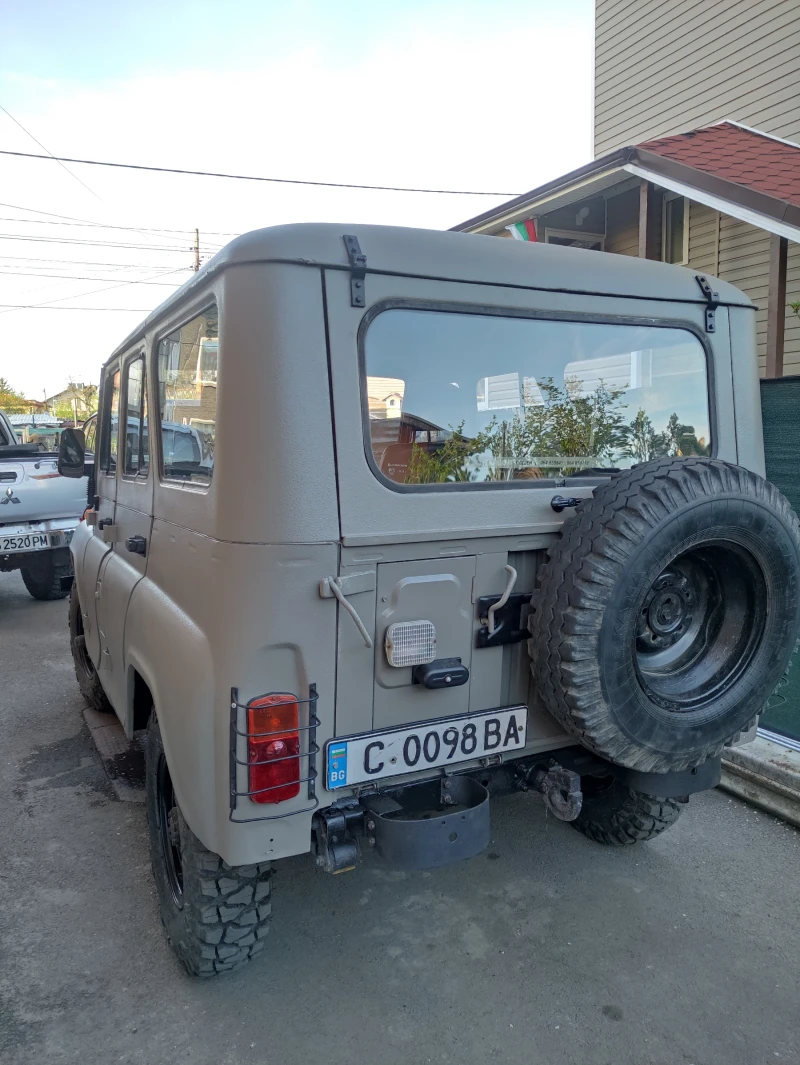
[0,304,154,311]
[0,269,188,285]
[0,253,196,268]
[0,265,186,315]
[0,148,520,196]
[0,233,223,252]
[0,104,101,200]
[0,201,241,237]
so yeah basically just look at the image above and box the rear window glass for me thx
[363,309,711,486]
[156,305,218,485]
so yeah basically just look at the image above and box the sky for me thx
[0,0,593,399]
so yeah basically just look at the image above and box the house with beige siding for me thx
[454,0,800,380]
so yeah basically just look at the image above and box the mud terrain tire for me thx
[528,457,800,773]
[68,584,112,711]
[20,556,72,600]
[572,778,682,845]
[145,713,272,977]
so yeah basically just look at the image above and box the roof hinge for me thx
[695,274,719,333]
[343,234,367,308]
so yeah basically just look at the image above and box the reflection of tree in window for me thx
[157,307,218,484]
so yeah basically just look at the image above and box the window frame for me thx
[120,350,149,482]
[153,301,219,490]
[99,362,121,475]
[662,193,689,266]
[357,298,716,494]
[544,228,606,251]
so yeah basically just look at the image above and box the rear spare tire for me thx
[528,457,800,773]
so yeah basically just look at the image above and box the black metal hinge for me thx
[343,234,367,308]
[695,274,719,333]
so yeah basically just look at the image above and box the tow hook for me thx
[518,763,583,821]
[313,804,363,874]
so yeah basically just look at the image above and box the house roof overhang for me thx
[454,140,800,245]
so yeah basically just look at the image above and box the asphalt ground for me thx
[1,569,799,1065]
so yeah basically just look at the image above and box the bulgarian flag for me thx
[506,218,537,241]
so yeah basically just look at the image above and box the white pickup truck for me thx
[0,410,88,600]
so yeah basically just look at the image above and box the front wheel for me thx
[571,777,683,845]
[68,584,112,711]
[145,713,273,977]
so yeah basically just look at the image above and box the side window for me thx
[156,305,218,485]
[101,368,121,473]
[123,356,149,478]
[83,415,97,454]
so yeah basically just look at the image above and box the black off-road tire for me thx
[572,778,682,845]
[20,557,72,600]
[528,457,800,773]
[68,584,113,712]
[145,713,272,977]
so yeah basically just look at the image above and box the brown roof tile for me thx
[637,123,800,209]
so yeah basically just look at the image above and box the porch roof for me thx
[453,122,800,244]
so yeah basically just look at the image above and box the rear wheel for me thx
[68,584,112,711]
[145,713,273,977]
[20,555,72,601]
[572,776,682,845]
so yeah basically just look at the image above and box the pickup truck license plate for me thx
[326,706,526,789]
[1,533,51,553]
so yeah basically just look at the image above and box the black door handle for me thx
[98,517,114,530]
[125,535,147,556]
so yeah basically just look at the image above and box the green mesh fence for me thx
[760,377,800,742]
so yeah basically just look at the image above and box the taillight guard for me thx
[229,685,320,824]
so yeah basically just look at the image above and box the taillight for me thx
[247,694,300,804]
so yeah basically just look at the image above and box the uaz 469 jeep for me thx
[59,224,800,977]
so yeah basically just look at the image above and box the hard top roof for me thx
[110,222,753,358]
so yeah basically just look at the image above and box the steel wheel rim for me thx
[157,754,184,908]
[634,541,768,716]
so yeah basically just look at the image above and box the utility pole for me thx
[193,228,200,272]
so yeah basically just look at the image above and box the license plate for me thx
[1,532,51,553]
[326,706,527,789]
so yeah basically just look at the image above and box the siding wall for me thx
[604,188,639,256]
[595,0,800,156]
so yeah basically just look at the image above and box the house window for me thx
[663,194,688,265]
[544,229,605,251]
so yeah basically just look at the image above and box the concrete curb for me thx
[720,736,800,827]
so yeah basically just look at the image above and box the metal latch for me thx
[343,234,367,308]
[695,274,719,333]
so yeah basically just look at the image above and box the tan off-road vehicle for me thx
[59,224,800,977]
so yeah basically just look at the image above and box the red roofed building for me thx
[455,120,800,380]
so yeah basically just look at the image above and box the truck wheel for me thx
[20,557,73,600]
[68,584,112,712]
[145,713,273,977]
[529,457,800,773]
[572,777,682,845]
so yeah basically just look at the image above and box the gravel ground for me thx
[1,569,799,1065]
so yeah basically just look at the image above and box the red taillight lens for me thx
[247,694,300,804]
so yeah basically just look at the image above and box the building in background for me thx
[454,0,800,750]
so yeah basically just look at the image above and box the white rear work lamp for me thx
[385,620,437,668]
